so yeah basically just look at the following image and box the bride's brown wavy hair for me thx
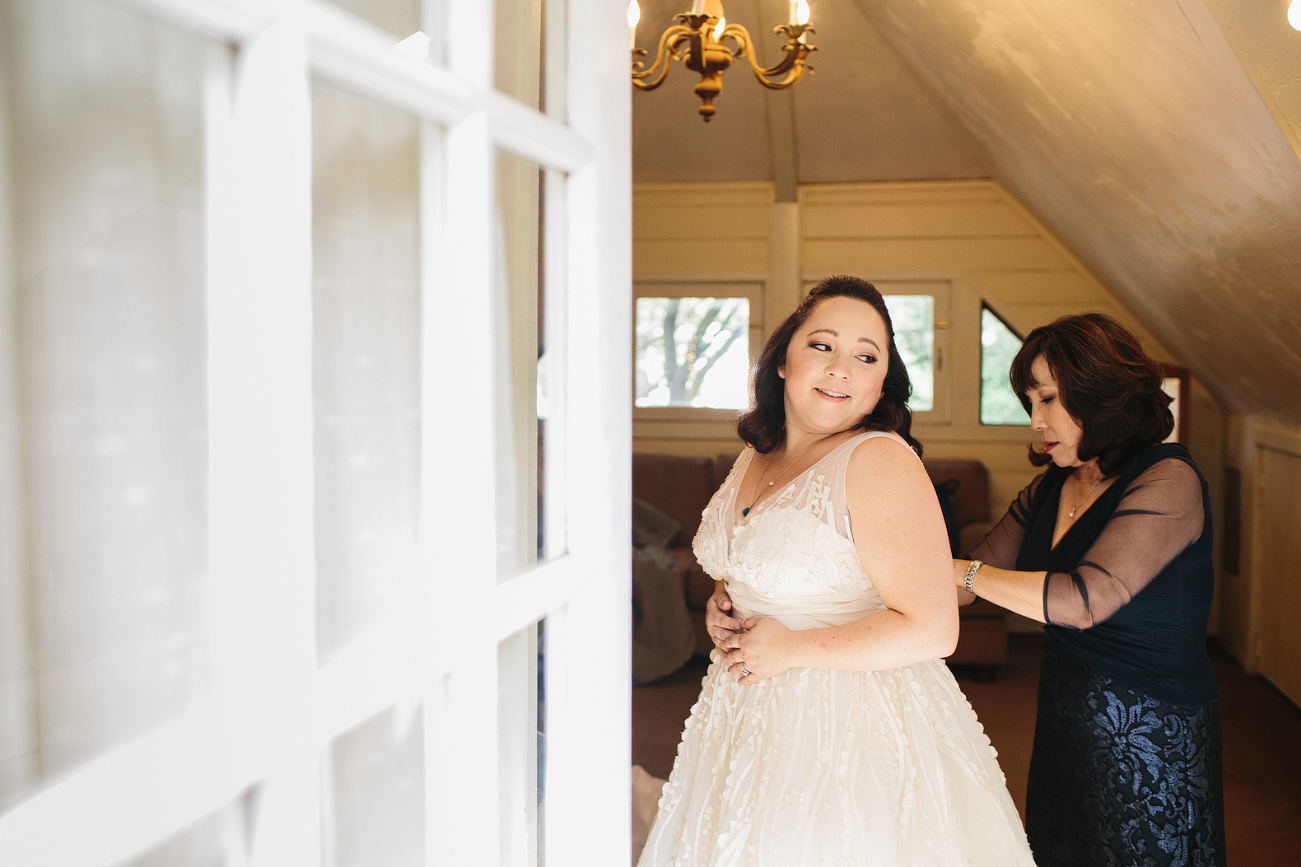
[736,275,922,456]
[1009,312,1173,477]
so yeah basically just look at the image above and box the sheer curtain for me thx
[0,0,213,861]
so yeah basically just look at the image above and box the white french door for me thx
[0,0,631,864]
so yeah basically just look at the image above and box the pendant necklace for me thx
[1068,471,1104,519]
[741,437,828,517]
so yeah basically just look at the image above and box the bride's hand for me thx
[724,617,793,684]
[706,586,743,652]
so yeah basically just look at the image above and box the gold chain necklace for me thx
[1068,471,1104,519]
[741,436,831,517]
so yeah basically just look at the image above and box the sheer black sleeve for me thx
[970,473,1045,570]
[1045,458,1205,629]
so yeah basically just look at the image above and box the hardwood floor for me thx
[632,634,1301,865]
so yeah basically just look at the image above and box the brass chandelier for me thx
[628,0,816,122]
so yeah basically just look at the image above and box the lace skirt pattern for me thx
[639,652,1036,867]
[1026,638,1226,867]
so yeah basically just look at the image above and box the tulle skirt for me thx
[638,653,1035,866]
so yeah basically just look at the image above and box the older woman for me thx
[956,313,1225,867]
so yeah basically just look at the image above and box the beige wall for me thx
[633,178,1229,633]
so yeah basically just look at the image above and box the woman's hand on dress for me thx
[706,586,743,651]
[722,617,794,684]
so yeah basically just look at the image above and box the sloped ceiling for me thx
[631,0,1301,424]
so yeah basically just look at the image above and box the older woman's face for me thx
[1025,355,1086,468]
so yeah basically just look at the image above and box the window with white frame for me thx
[636,296,751,409]
[980,304,1027,425]
[633,281,763,416]
[0,3,630,867]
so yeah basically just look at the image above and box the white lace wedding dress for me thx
[638,432,1036,866]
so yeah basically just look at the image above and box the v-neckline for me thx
[1049,471,1112,551]
[729,434,859,531]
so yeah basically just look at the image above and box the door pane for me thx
[327,0,422,44]
[496,0,542,110]
[0,0,207,807]
[326,704,427,866]
[500,619,544,864]
[496,150,560,575]
[311,81,423,660]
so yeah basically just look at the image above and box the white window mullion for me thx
[419,110,502,864]
[416,3,509,861]
[204,7,319,864]
[486,91,595,173]
[543,0,635,854]
[111,0,270,42]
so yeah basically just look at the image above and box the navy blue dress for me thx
[973,444,1226,867]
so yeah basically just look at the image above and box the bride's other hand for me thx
[726,618,793,684]
[706,583,742,651]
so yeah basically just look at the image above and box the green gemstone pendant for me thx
[741,507,750,516]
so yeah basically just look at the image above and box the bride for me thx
[637,276,1036,866]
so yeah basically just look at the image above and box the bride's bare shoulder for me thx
[845,432,928,491]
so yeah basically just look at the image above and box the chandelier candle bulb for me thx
[628,0,640,52]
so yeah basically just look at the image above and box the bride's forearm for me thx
[784,606,958,672]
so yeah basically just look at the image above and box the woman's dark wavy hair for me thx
[1009,312,1173,477]
[736,275,922,456]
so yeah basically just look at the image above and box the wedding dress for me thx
[638,431,1036,866]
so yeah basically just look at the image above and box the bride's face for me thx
[778,296,889,436]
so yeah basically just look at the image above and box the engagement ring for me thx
[741,667,751,677]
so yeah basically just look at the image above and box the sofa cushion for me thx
[921,459,991,527]
[632,453,717,542]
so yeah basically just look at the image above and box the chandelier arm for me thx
[632,24,694,90]
[722,23,815,88]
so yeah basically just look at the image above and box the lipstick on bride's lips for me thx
[815,387,849,401]
[1043,441,1057,453]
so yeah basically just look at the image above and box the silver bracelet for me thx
[963,559,983,594]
